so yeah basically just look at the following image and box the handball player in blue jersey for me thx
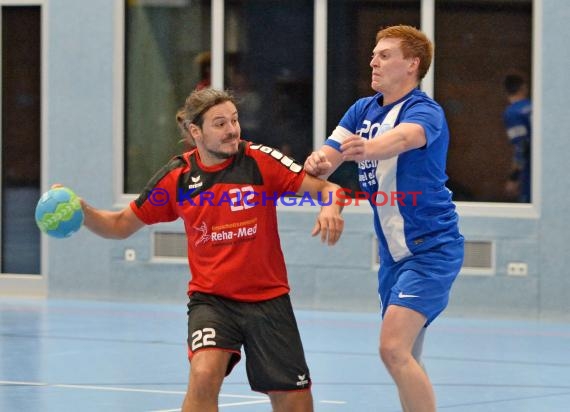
[304,25,464,412]
[503,73,532,203]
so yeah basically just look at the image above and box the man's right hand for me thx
[304,150,333,177]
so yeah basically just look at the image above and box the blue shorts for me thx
[378,237,464,325]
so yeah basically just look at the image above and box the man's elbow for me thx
[115,223,142,239]
[113,231,132,240]
[398,124,427,151]
[402,133,427,151]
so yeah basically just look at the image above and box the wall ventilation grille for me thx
[463,241,493,269]
[153,232,187,260]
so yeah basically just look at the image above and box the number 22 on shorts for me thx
[191,327,216,350]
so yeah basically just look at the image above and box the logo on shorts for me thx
[296,374,309,387]
[398,291,419,299]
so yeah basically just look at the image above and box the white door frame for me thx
[0,0,47,297]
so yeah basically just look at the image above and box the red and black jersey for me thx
[130,140,306,302]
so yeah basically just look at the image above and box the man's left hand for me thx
[311,206,344,246]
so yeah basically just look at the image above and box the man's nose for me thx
[226,122,238,133]
[370,55,378,67]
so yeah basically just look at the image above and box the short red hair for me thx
[376,25,433,81]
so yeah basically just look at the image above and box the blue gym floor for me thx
[1,297,569,411]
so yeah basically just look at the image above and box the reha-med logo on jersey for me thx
[193,218,258,246]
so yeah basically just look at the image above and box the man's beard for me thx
[208,149,234,160]
[206,135,239,160]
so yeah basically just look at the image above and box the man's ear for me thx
[409,56,420,73]
[188,123,202,142]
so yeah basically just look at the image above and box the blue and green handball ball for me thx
[35,187,84,238]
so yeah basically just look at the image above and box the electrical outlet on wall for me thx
[124,248,136,262]
[507,262,528,276]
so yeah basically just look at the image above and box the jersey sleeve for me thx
[324,99,364,152]
[399,99,445,148]
[129,158,184,225]
[247,144,306,195]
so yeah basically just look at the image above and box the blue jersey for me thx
[326,89,462,266]
[503,98,531,202]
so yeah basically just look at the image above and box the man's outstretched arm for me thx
[81,201,145,239]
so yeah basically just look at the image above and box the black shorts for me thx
[187,292,311,393]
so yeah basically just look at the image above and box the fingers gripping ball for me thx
[35,187,84,238]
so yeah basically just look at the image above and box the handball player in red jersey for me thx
[79,88,344,412]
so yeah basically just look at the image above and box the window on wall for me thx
[326,0,421,191]
[224,0,314,162]
[434,0,532,203]
[124,0,211,193]
[124,0,313,193]
[1,6,41,274]
[123,0,534,205]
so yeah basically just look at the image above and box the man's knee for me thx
[379,341,409,371]
[188,363,224,397]
[269,389,314,412]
